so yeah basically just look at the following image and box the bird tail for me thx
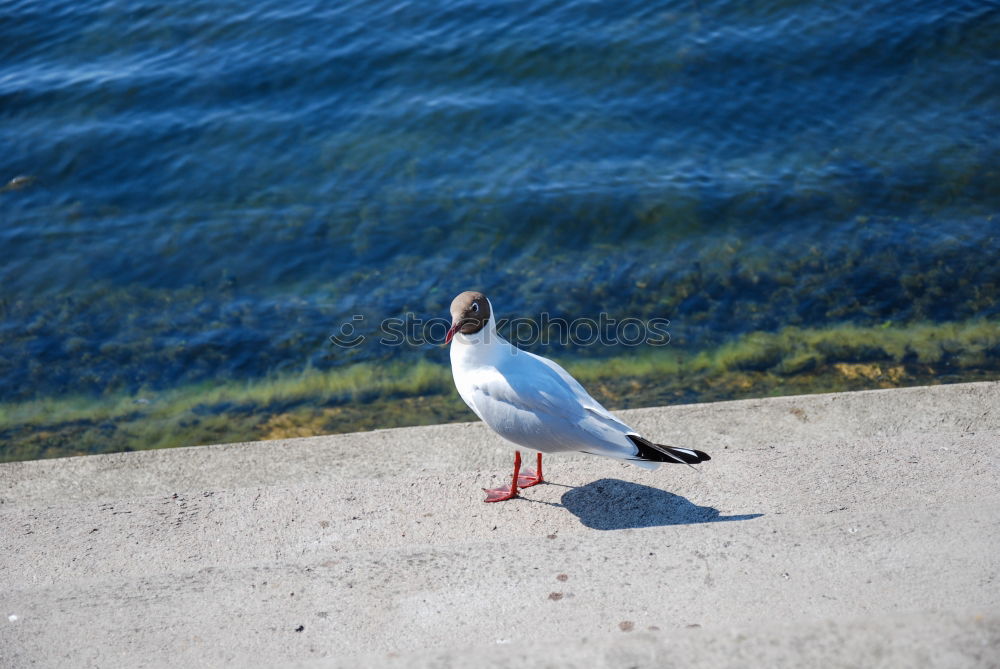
[626,434,711,465]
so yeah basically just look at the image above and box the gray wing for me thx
[465,352,642,460]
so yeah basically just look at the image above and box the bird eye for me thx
[471,302,479,312]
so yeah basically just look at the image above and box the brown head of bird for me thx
[446,291,491,343]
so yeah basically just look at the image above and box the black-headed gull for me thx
[445,291,710,502]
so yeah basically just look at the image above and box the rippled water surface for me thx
[2,0,999,456]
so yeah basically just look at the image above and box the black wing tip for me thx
[627,434,711,464]
[692,448,711,462]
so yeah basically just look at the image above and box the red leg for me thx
[484,451,521,502]
[517,452,545,488]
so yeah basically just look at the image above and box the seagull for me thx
[445,291,710,502]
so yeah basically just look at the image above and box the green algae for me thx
[4,210,998,405]
[2,317,997,462]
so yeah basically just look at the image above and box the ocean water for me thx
[2,0,999,456]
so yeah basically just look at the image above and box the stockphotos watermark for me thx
[329,313,670,349]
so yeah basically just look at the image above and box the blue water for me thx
[2,0,999,402]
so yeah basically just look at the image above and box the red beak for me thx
[445,322,461,344]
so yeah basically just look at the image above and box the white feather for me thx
[450,299,660,469]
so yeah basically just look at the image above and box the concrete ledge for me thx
[1,381,998,667]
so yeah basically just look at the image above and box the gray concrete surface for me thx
[1,381,998,668]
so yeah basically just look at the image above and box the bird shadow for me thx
[559,478,763,531]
